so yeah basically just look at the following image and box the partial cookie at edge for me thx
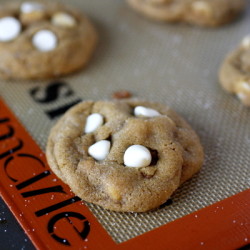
[219,36,250,106]
[127,0,245,27]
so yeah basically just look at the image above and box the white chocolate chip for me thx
[236,93,250,106]
[88,140,111,161]
[235,81,250,106]
[191,1,212,16]
[134,106,160,117]
[237,92,245,100]
[241,35,250,49]
[124,145,152,168]
[84,113,104,134]
[32,30,57,52]
[52,12,77,28]
[20,2,46,25]
[240,81,250,91]
[0,17,21,42]
[20,2,44,13]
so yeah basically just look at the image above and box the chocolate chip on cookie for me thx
[46,100,204,212]
[88,140,111,161]
[20,2,46,25]
[127,0,245,27]
[52,12,77,28]
[219,36,250,106]
[134,105,161,117]
[124,145,152,168]
[32,29,58,52]
[0,2,97,79]
[84,113,104,134]
[0,17,21,41]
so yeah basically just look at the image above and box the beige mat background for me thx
[0,0,250,243]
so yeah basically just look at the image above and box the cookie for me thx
[46,100,204,212]
[127,0,245,27]
[219,36,250,106]
[0,2,97,79]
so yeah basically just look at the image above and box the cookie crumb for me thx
[112,90,132,99]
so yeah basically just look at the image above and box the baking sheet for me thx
[0,0,250,248]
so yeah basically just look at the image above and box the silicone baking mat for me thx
[0,0,250,249]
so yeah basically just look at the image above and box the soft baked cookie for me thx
[127,0,245,27]
[219,36,250,106]
[46,100,204,212]
[0,2,97,79]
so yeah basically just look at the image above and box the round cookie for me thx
[46,100,204,212]
[127,0,245,27]
[219,36,250,106]
[0,2,97,79]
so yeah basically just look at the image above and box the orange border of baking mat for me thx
[0,97,249,250]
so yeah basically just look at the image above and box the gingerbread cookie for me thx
[127,0,245,27]
[219,36,250,106]
[46,100,203,212]
[0,2,97,79]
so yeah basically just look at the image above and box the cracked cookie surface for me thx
[0,2,97,79]
[127,0,245,27]
[46,100,204,212]
[219,36,250,106]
